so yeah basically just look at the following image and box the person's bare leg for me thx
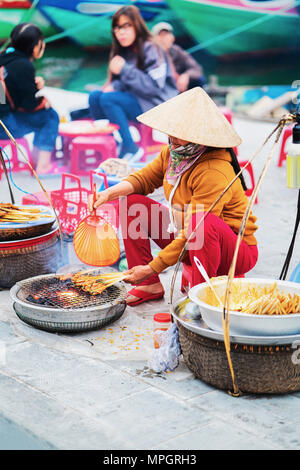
[35,149,52,173]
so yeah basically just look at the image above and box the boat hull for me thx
[38,1,184,47]
[0,8,57,41]
[166,0,300,56]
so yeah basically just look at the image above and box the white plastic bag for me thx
[149,323,181,373]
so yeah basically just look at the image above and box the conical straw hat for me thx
[137,87,242,148]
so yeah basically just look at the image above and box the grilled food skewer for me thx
[70,271,126,295]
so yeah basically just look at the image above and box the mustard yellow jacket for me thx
[125,146,258,273]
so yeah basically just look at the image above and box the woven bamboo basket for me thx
[177,321,300,395]
[0,229,66,288]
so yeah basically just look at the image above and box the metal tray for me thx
[13,301,126,333]
[172,297,300,346]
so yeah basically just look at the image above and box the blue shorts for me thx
[0,108,59,152]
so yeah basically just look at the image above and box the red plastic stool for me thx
[129,122,167,160]
[218,106,239,155]
[278,124,293,167]
[0,137,33,178]
[181,263,193,293]
[181,261,245,293]
[70,135,117,176]
[239,159,257,203]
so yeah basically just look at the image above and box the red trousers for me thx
[120,194,258,286]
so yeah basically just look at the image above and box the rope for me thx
[186,0,300,55]
[44,15,110,44]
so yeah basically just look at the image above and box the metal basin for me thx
[188,278,300,336]
[10,273,127,333]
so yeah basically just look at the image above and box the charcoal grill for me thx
[10,272,127,333]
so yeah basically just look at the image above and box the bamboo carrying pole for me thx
[169,112,297,396]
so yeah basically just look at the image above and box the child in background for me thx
[0,23,60,175]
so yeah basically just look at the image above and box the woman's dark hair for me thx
[228,148,248,191]
[110,5,153,70]
[10,23,44,57]
[204,147,247,192]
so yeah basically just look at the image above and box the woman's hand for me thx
[35,76,45,90]
[123,265,156,285]
[102,82,114,93]
[109,55,125,75]
[176,73,189,93]
[88,190,110,213]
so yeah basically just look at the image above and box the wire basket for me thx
[51,172,119,235]
[89,170,119,230]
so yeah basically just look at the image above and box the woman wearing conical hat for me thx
[88,88,258,306]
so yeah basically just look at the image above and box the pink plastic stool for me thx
[218,107,239,155]
[181,261,245,293]
[70,135,117,176]
[22,191,52,206]
[218,107,254,197]
[0,137,33,179]
[278,124,293,167]
[129,122,167,160]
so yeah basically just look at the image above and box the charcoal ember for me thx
[26,294,54,306]
[23,274,121,309]
[61,278,73,287]
[26,294,40,304]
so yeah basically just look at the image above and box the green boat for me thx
[0,1,57,43]
[36,1,185,47]
[165,0,300,57]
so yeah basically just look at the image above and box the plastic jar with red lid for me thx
[153,313,172,349]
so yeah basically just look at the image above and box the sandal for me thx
[126,287,165,307]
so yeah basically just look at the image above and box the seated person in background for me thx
[0,23,60,175]
[87,6,178,161]
[152,22,206,93]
